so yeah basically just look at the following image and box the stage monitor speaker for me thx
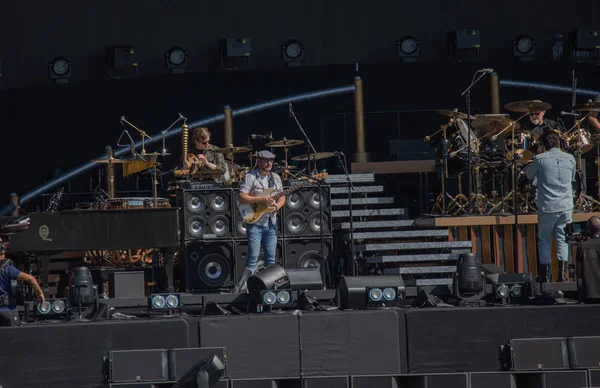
[234,239,283,284]
[567,336,600,369]
[284,237,333,287]
[336,275,406,310]
[282,184,331,238]
[178,188,233,240]
[500,338,569,371]
[185,240,234,292]
[232,188,282,239]
[287,268,324,291]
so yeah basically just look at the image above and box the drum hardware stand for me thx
[120,116,152,157]
[424,118,456,215]
[461,69,492,212]
[289,103,318,174]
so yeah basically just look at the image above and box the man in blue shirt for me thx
[525,131,576,282]
[0,238,45,326]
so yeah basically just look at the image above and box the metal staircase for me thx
[326,173,472,287]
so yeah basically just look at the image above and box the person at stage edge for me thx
[587,94,600,133]
[0,238,45,326]
[525,131,576,283]
[184,127,229,180]
[576,216,600,303]
[235,150,285,292]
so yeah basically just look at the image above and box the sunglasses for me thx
[196,140,210,145]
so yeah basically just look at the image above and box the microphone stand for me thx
[289,103,318,173]
[337,152,357,276]
[461,70,489,212]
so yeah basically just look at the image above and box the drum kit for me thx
[427,99,600,216]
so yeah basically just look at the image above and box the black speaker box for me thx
[167,347,228,380]
[506,338,569,371]
[282,184,332,238]
[184,240,235,292]
[567,336,600,369]
[178,188,234,240]
[234,239,284,283]
[108,349,168,383]
[287,268,324,291]
[284,237,334,287]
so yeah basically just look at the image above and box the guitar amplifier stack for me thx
[178,180,334,293]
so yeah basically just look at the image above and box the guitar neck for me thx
[271,179,321,201]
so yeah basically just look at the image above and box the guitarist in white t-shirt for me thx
[234,150,285,292]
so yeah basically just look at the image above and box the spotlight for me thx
[173,355,226,388]
[149,293,182,312]
[447,29,480,62]
[396,35,420,63]
[513,34,536,61]
[105,45,139,79]
[67,265,97,321]
[165,46,189,74]
[281,39,305,67]
[452,253,487,306]
[219,37,251,70]
[36,298,68,320]
[485,273,534,305]
[336,276,405,310]
[48,57,72,84]
[247,264,293,309]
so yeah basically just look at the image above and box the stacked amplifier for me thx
[177,180,333,293]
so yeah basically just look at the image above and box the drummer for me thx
[184,127,229,180]
[522,100,564,141]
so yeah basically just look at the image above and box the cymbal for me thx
[92,157,130,164]
[504,100,552,113]
[437,109,477,120]
[292,152,336,161]
[213,146,252,154]
[573,101,600,112]
[265,138,305,147]
[471,117,521,134]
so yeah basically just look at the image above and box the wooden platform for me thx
[415,212,600,282]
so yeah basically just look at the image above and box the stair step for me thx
[405,278,454,286]
[334,220,416,229]
[330,185,384,194]
[332,208,406,218]
[345,230,448,240]
[332,197,395,206]
[384,266,456,275]
[325,173,375,184]
[366,253,462,263]
[355,241,472,252]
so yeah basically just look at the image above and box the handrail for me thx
[0,84,356,216]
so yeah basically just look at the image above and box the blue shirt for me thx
[0,265,21,312]
[525,147,576,213]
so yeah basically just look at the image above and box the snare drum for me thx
[505,132,534,164]
[104,197,171,209]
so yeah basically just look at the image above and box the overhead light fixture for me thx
[281,39,305,67]
[513,34,536,61]
[447,29,480,62]
[336,276,405,310]
[219,37,251,70]
[165,46,189,74]
[105,45,139,79]
[396,35,420,63]
[48,57,72,84]
[569,29,600,63]
[247,264,293,310]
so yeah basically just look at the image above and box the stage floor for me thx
[3,303,600,388]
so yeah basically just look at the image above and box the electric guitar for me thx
[237,173,328,224]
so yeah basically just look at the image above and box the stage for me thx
[2,301,600,388]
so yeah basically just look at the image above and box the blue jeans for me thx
[538,210,572,265]
[245,220,278,271]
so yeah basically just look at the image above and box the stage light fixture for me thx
[105,45,139,79]
[247,264,292,306]
[447,29,480,62]
[149,293,182,311]
[513,34,536,61]
[165,46,189,74]
[452,253,487,305]
[396,35,420,62]
[281,39,305,67]
[173,355,226,388]
[48,57,72,84]
[485,273,533,305]
[36,298,68,319]
[67,265,97,321]
[569,29,600,63]
[219,37,251,70]
[336,275,405,310]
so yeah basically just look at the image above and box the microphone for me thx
[288,103,293,118]
[481,68,494,74]
[560,111,581,117]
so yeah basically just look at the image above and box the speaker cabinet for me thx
[282,184,332,238]
[284,237,333,287]
[184,240,234,292]
[567,336,600,369]
[232,188,282,239]
[505,338,569,371]
[178,188,233,240]
[234,239,284,283]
